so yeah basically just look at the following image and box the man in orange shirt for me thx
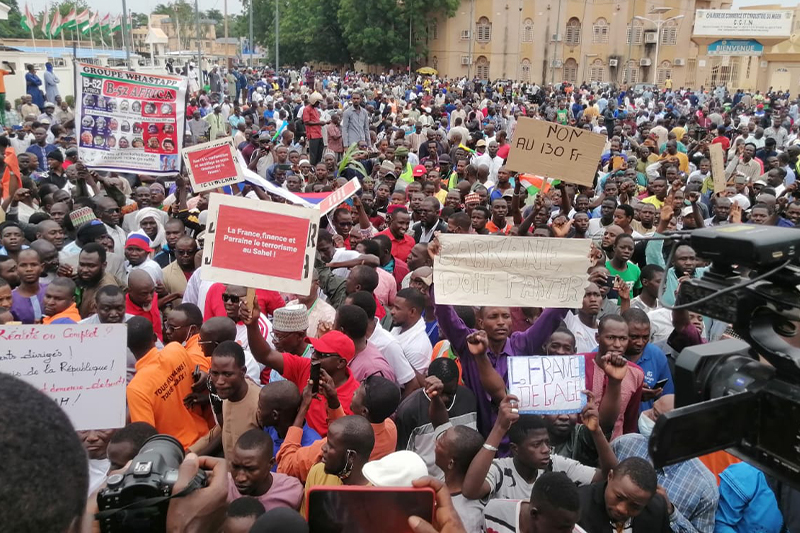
[42,278,81,324]
[276,374,400,482]
[126,316,206,449]
[165,303,208,371]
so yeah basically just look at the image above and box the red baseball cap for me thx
[412,165,427,177]
[310,331,356,363]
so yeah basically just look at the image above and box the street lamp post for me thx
[634,9,683,85]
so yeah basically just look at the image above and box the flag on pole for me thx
[20,3,36,32]
[82,11,98,34]
[100,13,112,33]
[76,9,91,30]
[62,7,77,29]
[51,9,64,36]
[518,174,559,196]
[109,15,122,35]
[40,7,50,37]
[125,13,133,29]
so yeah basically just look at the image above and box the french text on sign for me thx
[0,324,127,430]
[432,234,590,308]
[504,117,606,187]
[508,355,587,415]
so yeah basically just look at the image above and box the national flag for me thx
[62,7,77,29]
[271,122,288,142]
[294,192,333,206]
[50,8,63,36]
[458,143,476,155]
[82,12,98,34]
[108,15,122,34]
[76,9,91,30]
[518,174,559,196]
[99,12,111,32]
[40,7,50,37]
[20,4,36,32]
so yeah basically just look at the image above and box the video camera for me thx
[648,224,800,488]
[96,434,207,533]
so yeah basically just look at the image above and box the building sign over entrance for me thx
[694,10,793,39]
[707,39,764,56]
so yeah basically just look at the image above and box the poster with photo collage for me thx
[75,62,187,176]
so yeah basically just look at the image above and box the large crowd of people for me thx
[1,64,800,533]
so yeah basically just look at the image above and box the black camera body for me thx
[649,224,800,489]
[97,434,207,533]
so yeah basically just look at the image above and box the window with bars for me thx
[623,61,640,84]
[706,56,741,87]
[564,58,578,83]
[593,18,609,44]
[565,18,581,46]
[476,56,490,79]
[521,59,531,82]
[589,59,606,82]
[523,19,533,42]
[476,17,492,42]
[627,20,643,45]
[656,60,672,85]
[686,58,697,87]
[660,20,678,45]
[430,19,438,40]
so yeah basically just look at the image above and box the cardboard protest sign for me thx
[505,117,606,187]
[709,142,727,194]
[201,193,320,294]
[75,63,187,176]
[433,234,590,308]
[508,355,587,414]
[317,177,362,216]
[182,138,244,192]
[0,324,127,430]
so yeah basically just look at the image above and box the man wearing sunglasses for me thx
[161,236,198,307]
[243,298,359,438]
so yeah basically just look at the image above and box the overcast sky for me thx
[26,0,245,17]
[23,0,797,24]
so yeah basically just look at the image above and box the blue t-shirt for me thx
[633,343,675,412]
[264,424,321,472]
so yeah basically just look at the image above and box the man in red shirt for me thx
[711,125,730,152]
[303,92,326,166]
[243,299,358,437]
[376,207,414,262]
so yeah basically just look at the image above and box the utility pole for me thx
[275,0,279,70]
[224,0,229,59]
[195,0,202,84]
[249,0,253,66]
[121,0,131,68]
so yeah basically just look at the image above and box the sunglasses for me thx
[176,249,198,256]
[314,352,340,360]
[222,294,241,304]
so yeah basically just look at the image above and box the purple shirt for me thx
[433,287,567,440]
[349,341,397,383]
[11,285,47,324]
[227,471,304,511]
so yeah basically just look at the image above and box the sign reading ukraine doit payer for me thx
[201,194,321,295]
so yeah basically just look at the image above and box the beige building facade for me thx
[427,0,800,93]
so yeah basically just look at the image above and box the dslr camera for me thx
[648,224,800,488]
[97,434,207,533]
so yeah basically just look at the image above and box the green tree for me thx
[204,9,223,24]
[130,12,150,29]
[154,0,195,50]
[0,0,32,38]
[279,0,350,66]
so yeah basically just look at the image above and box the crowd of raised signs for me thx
[2,69,800,533]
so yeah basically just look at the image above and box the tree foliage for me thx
[0,0,31,38]
[244,0,458,67]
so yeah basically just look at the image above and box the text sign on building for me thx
[707,39,764,57]
[693,10,793,38]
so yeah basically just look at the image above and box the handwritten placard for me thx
[201,193,320,294]
[0,324,127,430]
[709,142,727,194]
[508,355,586,414]
[505,117,606,187]
[433,234,590,308]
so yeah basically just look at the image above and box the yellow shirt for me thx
[301,462,372,518]
[640,195,665,209]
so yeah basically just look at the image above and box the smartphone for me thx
[654,378,669,389]
[192,364,201,383]
[307,487,435,533]
[310,362,321,395]
[605,276,619,300]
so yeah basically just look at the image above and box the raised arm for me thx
[239,297,285,373]
[462,395,518,500]
[465,331,507,404]
[582,392,618,482]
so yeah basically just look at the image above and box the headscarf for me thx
[134,207,166,250]
[46,62,53,73]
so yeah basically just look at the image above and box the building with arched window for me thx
[420,1,800,91]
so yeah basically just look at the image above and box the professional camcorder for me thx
[648,224,800,488]
[96,434,207,533]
